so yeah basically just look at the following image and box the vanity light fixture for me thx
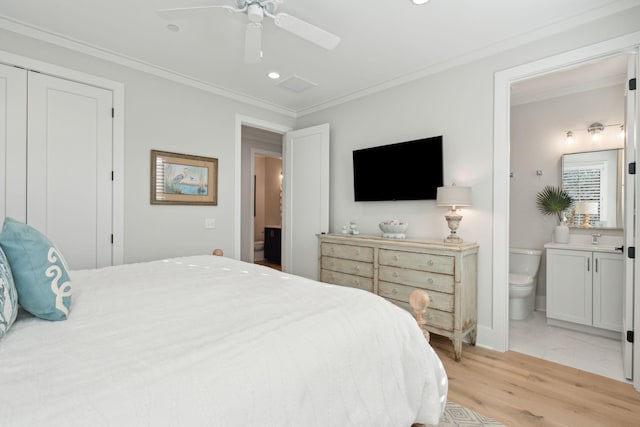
[268,71,280,79]
[436,183,472,243]
[565,121,623,143]
[565,131,574,144]
[588,122,605,142]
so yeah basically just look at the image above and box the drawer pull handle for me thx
[427,259,434,266]
[428,278,434,284]
[392,287,399,295]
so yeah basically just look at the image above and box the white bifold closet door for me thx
[0,64,113,270]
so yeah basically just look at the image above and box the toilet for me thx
[254,240,265,262]
[509,248,542,320]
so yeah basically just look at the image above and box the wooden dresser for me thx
[318,233,478,360]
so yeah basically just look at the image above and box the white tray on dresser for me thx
[318,233,478,360]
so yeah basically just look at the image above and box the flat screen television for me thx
[353,136,443,201]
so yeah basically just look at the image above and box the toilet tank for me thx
[509,248,542,276]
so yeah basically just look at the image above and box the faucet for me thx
[591,233,601,245]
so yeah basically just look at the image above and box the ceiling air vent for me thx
[276,75,317,93]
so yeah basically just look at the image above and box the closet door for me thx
[0,64,27,223]
[27,72,113,270]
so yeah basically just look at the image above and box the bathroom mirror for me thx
[562,148,623,229]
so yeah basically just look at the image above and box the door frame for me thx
[0,49,125,265]
[234,114,292,260]
[493,31,640,389]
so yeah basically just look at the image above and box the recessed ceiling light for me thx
[412,0,430,4]
[167,24,180,32]
[268,72,280,79]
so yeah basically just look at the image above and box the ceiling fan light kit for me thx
[157,0,340,64]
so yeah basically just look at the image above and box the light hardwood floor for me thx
[430,334,640,426]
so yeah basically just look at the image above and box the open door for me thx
[623,53,637,381]
[282,124,330,279]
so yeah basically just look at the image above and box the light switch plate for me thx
[205,218,216,229]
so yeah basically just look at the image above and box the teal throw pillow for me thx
[0,246,19,339]
[0,218,72,321]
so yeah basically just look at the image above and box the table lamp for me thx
[575,201,598,228]
[436,183,472,243]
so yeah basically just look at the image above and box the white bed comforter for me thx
[0,256,447,426]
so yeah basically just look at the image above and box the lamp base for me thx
[444,233,464,244]
[444,212,464,244]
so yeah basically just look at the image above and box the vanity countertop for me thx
[544,242,623,254]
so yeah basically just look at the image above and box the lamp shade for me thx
[436,185,472,207]
[575,201,598,215]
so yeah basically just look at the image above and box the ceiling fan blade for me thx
[244,23,263,64]
[273,13,340,50]
[155,0,239,19]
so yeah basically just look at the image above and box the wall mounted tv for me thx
[353,136,443,201]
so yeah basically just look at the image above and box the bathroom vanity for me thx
[545,242,624,339]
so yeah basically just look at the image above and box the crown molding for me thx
[0,0,637,119]
[296,0,640,116]
[0,15,297,118]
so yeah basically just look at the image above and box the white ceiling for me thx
[0,0,635,116]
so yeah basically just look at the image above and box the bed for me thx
[0,254,447,426]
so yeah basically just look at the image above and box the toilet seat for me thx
[509,273,534,286]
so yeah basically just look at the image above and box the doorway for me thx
[252,152,283,269]
[508,53,629,382]
[238,122,285,265]
[494,36,640,389]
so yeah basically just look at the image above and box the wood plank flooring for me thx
[429,334,640,426]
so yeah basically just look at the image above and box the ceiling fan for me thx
[155,0,341,64]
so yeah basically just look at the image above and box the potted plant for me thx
[536,185,573,243]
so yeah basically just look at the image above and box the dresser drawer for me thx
[321,243,373,262]
[378,282,454,312]
[389,300,454,332]
[378,265,454,293]
[379,249,454,275]
[320,269,374,292]
[321,256,374,278]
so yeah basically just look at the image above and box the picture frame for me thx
[150,150,218,205]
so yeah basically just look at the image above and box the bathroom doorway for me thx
[507,53,631,382]
[240,124,283,266]
[252,152,283,269]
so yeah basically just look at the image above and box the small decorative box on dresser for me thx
[318,234,478,360]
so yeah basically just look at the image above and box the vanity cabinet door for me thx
[593,252,624,332]
[546,249,592,326]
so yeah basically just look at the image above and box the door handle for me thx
[587,258,590,272]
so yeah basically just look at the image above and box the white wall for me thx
[296,7,640,345]
[510,84,625,304]
[0,29,295,263]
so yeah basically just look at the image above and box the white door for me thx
[282,124,330,279]
[623,53,637,381]
[0,64,27,223]
[27,72,113,270]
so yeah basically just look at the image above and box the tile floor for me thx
[509,310,629,383]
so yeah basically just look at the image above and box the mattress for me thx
[0,255,447,426]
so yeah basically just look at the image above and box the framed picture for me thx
[150,150,218,205]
